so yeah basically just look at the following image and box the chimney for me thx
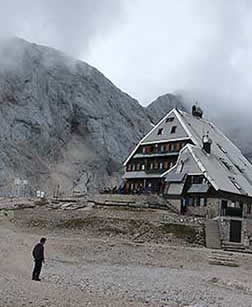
[192,104,203,118]
[202,133,212,154]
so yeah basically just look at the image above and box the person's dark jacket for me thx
[32,243,44,262]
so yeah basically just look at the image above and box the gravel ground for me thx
[1,208,252,306]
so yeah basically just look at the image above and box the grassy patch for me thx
[159,223,197,240]
[57,217,97,229]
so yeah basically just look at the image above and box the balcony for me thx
[221,207,243,218]
[134,151,179,159]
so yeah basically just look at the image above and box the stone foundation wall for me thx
[242,219,252,248]
[167,198,220,217]
[217,218,230,242]
[189,198,220,217]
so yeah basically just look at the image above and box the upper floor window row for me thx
[166,117,175,123]
[157,125,177,136]
[142,142,186,154]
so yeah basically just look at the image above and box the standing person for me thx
[32,237,46,281]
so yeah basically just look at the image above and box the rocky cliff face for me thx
[0,38,152,195]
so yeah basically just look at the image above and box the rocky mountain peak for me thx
[146,93,188,124]
[0,37,152,195]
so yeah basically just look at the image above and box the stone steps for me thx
[222,241,252,254]
[208,251,239,267]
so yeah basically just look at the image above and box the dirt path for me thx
[1,211,252,306]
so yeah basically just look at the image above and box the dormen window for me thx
[166,117,175,123]
[158,128,163,135]
[220,158,232,171]
[235,164,243,173]
[217,143,227,153]
[171,126,177,134]
[230,177,241,190]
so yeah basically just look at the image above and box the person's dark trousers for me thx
[32,260,43,280]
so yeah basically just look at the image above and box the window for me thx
[154,162,159,169]
[147,146,152,153]
[180,142,185,150]
[169,161,174,168]
[166,117,175,123]
[171,126,177,134]
[177,161,184,173]
[188,197,195,207]
[136,163,141,171]
[158,128,163,135]
[141,164,145,170]
[247,204,252,214]
[192,176,203,184]
[200,198,207,207]
[132,164,136,171]
[230,202,235,208]
[128,164,132,171]
[150,163,153,170]
[203,177,208,184]
[164,161,169,169]
[160,144,165,152]
[165,144,170,152]
[142,147,146,154]
[170,144,175,151]
[196,197,201,207]
[160,162,163,169]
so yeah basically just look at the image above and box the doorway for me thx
[230,220,242,243]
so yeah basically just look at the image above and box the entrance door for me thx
[230,220,242,243]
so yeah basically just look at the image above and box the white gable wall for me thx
[142,110,189,144]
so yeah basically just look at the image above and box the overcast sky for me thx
[1,0,252,115]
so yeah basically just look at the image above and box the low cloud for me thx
[0,0,122,58]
